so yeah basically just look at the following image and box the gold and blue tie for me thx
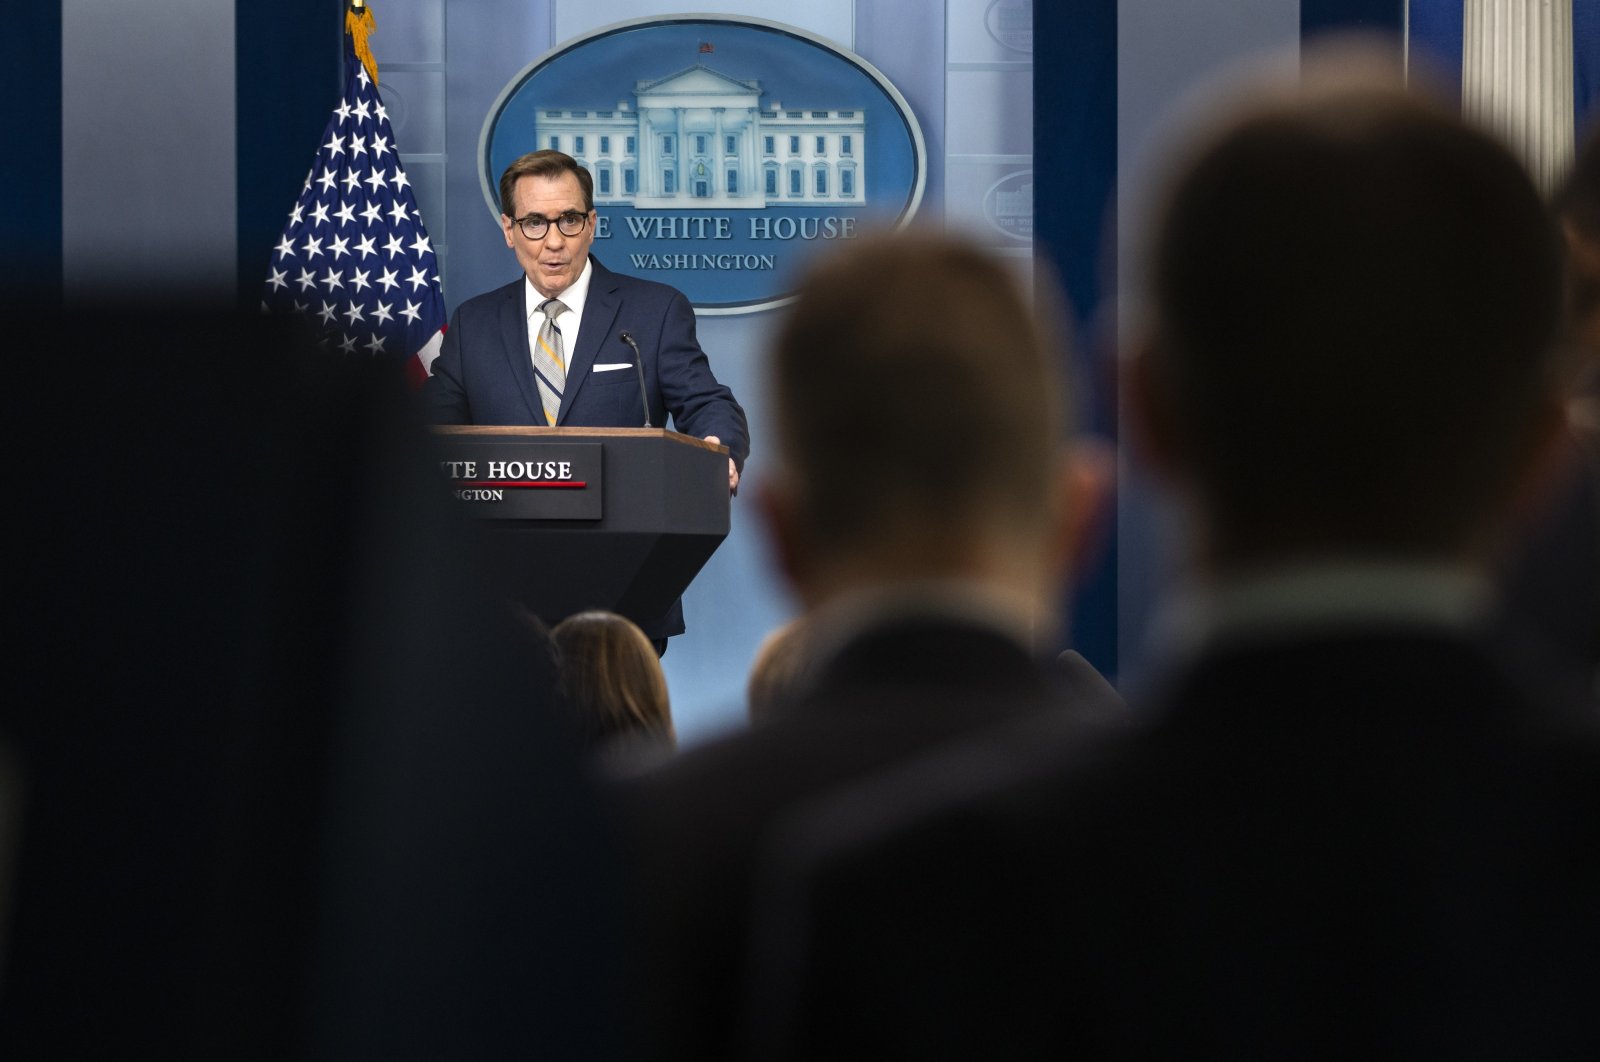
[533,298,568,425]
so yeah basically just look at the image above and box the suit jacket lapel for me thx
[558,258,621,425]
[500,280,544,423]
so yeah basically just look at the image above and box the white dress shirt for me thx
[523,259,594,395]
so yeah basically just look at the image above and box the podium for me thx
[430,426,731,630]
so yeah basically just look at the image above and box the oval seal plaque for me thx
[482,16,927,314]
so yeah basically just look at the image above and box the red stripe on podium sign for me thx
[460,480,588,489]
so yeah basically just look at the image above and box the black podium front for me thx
[430,426,731,630]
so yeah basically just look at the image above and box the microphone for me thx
[618,331,652,428]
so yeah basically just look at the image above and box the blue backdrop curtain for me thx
[5,4,61,306]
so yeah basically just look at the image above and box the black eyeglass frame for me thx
[513,211,591,239]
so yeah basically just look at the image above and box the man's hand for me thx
[704,435,740,493]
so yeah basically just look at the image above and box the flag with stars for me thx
[262,3,445,387]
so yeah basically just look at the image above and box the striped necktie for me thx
[532,297,568,426]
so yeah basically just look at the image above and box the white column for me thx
[713,108,725,196]
[1462,0,1575,193]
[676,109,687,199]
[742,111,755,202]
[632,115,642,196]
[646,114,658,196]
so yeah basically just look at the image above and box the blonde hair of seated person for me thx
[552,610,675,752]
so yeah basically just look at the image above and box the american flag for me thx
[262,4,445,387]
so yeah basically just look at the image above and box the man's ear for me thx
[500,214,516,250]
[1497,393,1586,543]
[1050,438,1115,584]
[1125,336,1187,485]
[756,475,812,600]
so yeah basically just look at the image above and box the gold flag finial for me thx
[346,2,377,86]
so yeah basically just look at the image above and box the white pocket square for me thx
[591,362,632,372]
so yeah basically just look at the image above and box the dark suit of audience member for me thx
[745,54,1600,1061]
[0,307,624,1060]
[610,232,1120,1061]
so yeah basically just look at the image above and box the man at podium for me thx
[422,150,748,492]
[423,150,748,648]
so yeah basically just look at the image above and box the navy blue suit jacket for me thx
[422,257,748,467]
[613,619,1124,1062]
[747,630,1600,1060]
[422,258,748,639]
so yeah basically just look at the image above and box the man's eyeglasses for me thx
[513,211,589,239]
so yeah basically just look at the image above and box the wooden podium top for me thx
[428,425,728,454]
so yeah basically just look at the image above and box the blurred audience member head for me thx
[745,619,813,724]
[552,611,676,756]
[760,228,1100,630]
[1129,44,1567,572]
[2,303,621,1059]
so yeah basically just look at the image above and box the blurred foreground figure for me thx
[0,307,622,1060]
[748,49,1600,1060]
[612,230,1119,1061]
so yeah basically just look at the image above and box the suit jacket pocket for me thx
[586,367,641,386]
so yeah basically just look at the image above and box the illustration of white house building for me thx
[993,179,1032,231]
[534,65,866,209]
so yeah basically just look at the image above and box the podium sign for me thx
[429,426,730,632]
[440,440,602,519]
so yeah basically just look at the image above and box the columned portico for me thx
[533,64,868,209]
